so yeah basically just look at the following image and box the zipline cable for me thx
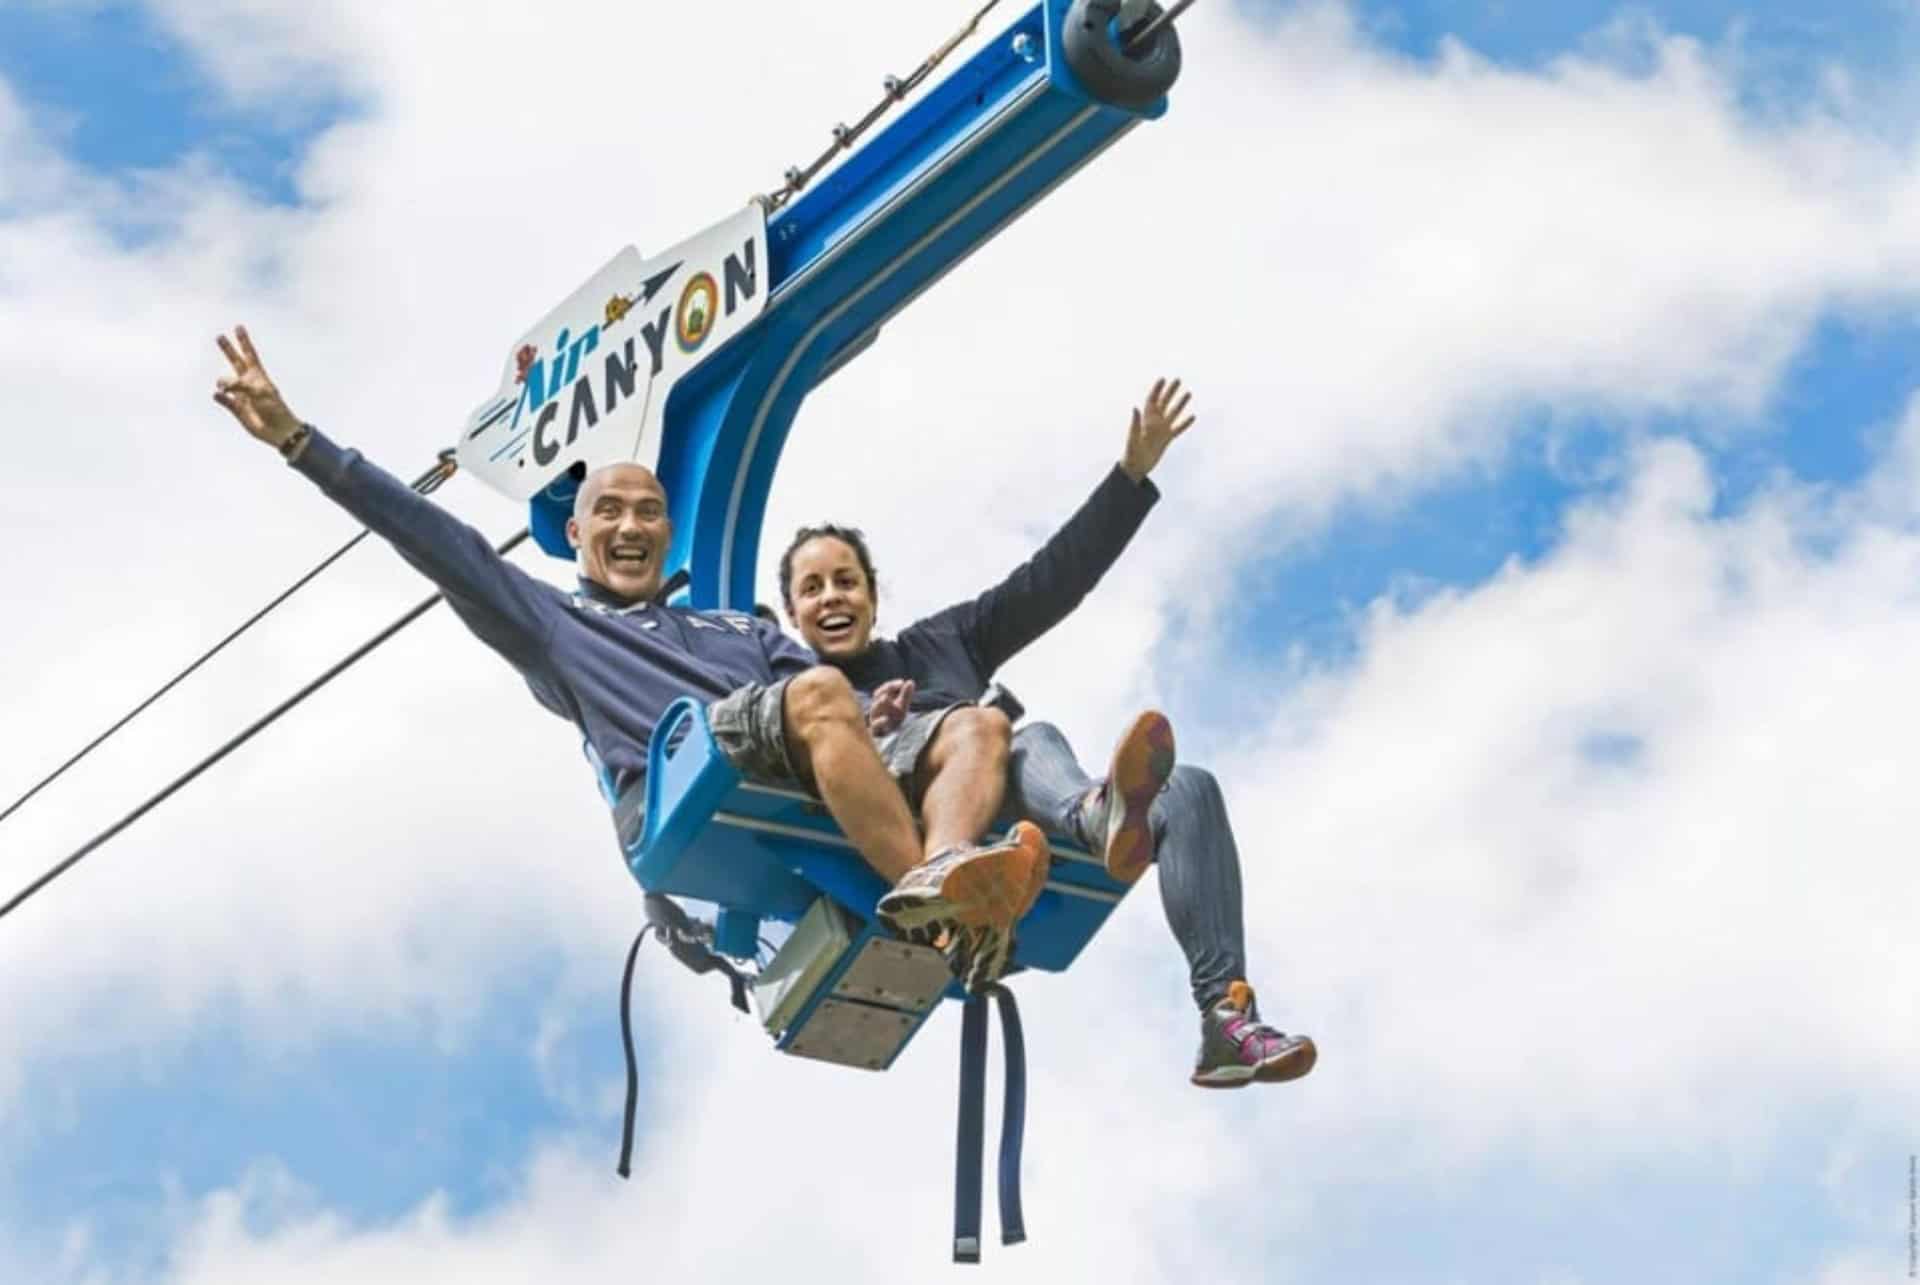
[0,527,531,925]
[1122,0,1197,52]
[759,0,1200,210]
[0,455,458,833]
[760,0,1007,211]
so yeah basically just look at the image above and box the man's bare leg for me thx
[781,667,922,884]
[917,706,1012,857]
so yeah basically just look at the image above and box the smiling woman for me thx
[774,376,1319,1088]
[781,522,882,659]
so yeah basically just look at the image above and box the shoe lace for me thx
[944,923,1008,989]
[1065,784,1106,847]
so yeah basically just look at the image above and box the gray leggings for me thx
[1007,721,1248,1012]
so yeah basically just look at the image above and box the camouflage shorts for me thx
[708,681,965,808]
[872,704,967,810]
[708,679,803,787]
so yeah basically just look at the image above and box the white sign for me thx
[457,203,769,500]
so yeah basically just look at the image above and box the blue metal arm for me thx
[533,0,1170,609]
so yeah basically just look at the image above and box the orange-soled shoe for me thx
[876,821,1050,939]
[1079,711,1175,883]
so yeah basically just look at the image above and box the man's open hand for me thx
[1120,377,1195,483]
[212,326,304,450]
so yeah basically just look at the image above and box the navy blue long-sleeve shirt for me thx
[291,429,815,794]
[835,465,1158,706]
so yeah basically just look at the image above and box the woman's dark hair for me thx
[779,524,880,612]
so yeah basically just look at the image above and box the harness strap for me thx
[952,982,1028,1263]
[954,995,988,1263]
[615,896,753,1180]
[992,985,1028,1245]
[644,893,752,1013]
[616,925,654,1179]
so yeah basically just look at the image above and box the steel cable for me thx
[0,455,458,833]
[0,527,530,924]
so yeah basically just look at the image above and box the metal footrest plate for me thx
[832,936,952,1013]
[786,998,920,1071]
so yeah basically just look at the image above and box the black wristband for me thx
[279,423,313,462]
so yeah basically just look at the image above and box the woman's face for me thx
[785,536,877,660]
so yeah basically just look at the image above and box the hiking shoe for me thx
[1017,822,1052,915]
[876,821,1050,940]
[1073,711,1176,883]
[1191,981,1317,1089]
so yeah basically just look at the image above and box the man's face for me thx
[567,464,672,602]
[786,536,876,660]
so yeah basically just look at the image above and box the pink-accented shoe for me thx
[1190,981,1317,1089]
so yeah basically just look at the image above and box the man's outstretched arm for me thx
[957,377,1195,675]
[212,326,562,672]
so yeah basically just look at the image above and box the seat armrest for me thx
[632,697,742,890]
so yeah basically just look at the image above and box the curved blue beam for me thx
[534,0,1173,608]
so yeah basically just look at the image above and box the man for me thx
[208,326,1046,959]
[778,378,1318,1087]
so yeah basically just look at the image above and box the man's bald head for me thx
[567,463,672,602]
[573,462,666,523]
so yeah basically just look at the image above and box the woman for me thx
[778,380,1315,1089]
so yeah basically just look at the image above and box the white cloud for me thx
[1218,422,1920,1160]
[1814,1249,1911,1285]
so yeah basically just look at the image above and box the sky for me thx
[2,0,1918,1281]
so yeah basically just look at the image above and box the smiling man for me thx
[207,326,1048,960]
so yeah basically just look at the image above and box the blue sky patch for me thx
[1333,0,1920,96]
[1195,422,1606,681]
[0,1,348,205]
[0,964,651,1276]
[1721,311,1920,503]
[1178,301,1918,712]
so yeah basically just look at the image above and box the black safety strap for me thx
[616,925,654,1179]
[992,985,1028,1246]
[954,997,987,1262]
[615,894,753,1179]
[953,982,1028,1263]
[644,893,752,1014]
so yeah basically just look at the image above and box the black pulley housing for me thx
[1061,0,1183,110]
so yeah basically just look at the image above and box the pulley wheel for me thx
[1061,0,1183,111]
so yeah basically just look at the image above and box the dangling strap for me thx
[953,994,989,1263]
[990,985,1028,1246]
[644,894,752,1014]
[952,983,1029,1263]
[616,925,654,1179]
[615,896,755,1179]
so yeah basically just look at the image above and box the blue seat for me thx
[622,697,1135,1068]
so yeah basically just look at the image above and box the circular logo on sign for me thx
[676,273,719,353]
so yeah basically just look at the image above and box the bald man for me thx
[208,327,1047,977]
